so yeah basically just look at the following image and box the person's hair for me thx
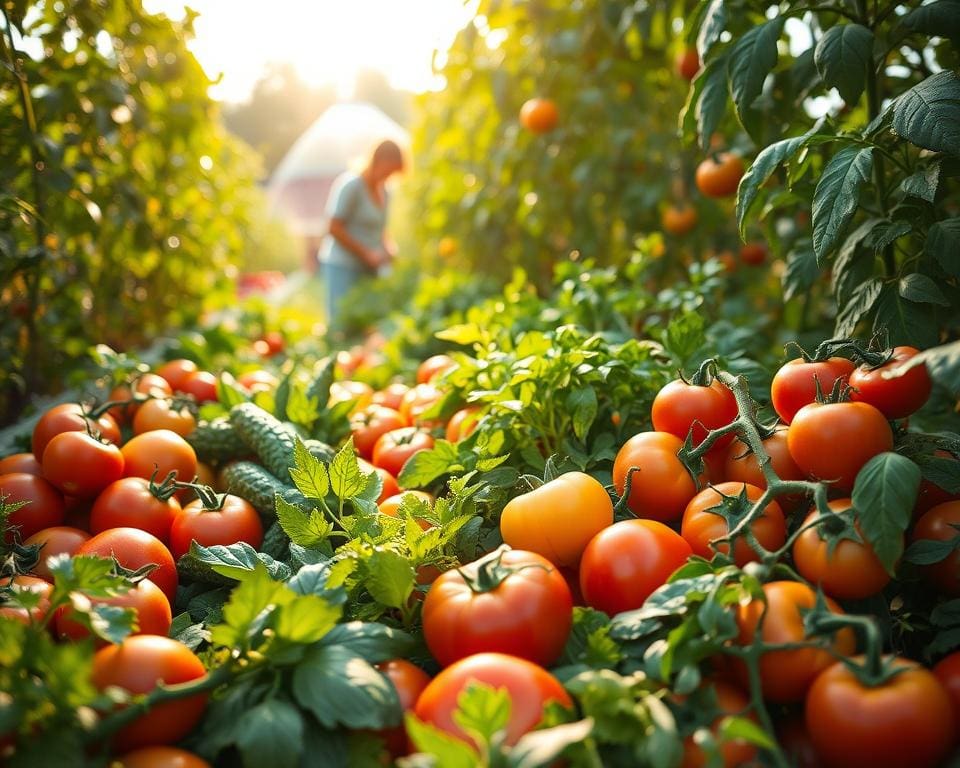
[370,139,404,170]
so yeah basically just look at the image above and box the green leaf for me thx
[814,24,874,105]
[736,131,814,237]
[351,467,384,516]
[870,220,912,253]
[891,71,960,156]
[662,311,706,364]
[872,284,939,348]
[926,218,960,278]
[276,493,333,549]
[697,0,726,57]
[902,0,960,47]
[62,598,135,645]
[452,682,512,746]
[851,453,921,574]
[727,19,783,123]
[210,562,290,647]
[188,541,291,582]
[904,537,960,565]
[405,714,479,768]
[364,549,415,609]
[812,146,874,261]
[397,440,460,488]
[286,386,321,429]
[886,339,960,395]
[217,375,250,408]
[273,593,341,644]
[235,699,304,768]
[169,611,210,649]
[320,621,416,662]
[48,554,130,600]
[899,273,950,306]
[509,718,595,768]
[900,162,941,203]
[716,715,777,749]
[329,438,366,500]
[835,277,882,337]
[782,242,820,302]
[289,437,330,500]
[694,57,730,151]
[567,386,598,441]
[292,645,401,729]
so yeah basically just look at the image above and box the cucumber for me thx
[229,403,335,479]
[261,520,290,561]
[186,418,247,464]
[220,460,307,518]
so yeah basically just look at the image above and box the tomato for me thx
[329,380,374,412]
[413,652,572,747]
[580,519,692,615]
[0,574,53,624]
[770,357,855,424]
[849,346,932,419]
[681,482,786,566]
[42,431,125,499]
[23,526,90,581]
[445,406,481,443]
[169,494,263,560]
[116,746,211,768]
[372,427,434,478]
[676,47,700,80]
[379,490,434,530]
[398,383,444,427]
[91,636,207,751]
[350,405,407,460]
[519,98,559,134]
[358,458,400,504]
[787,401,893,491]
[679,680,756,768]
[154,359,199,393]
[0,452,42,476]
[933,651,960,732]
[90,477,181,543]
[376,660,431,758]
[133,399,197,438]
[237,369,277,394]
[651,378,738,452]
[805,657,955,768]
[738,242,767,266]
[423,548,573,667]
[122,429,198,484]
[500,471,613,567]
[179,371,218,403]
[77,528,178,602]
[417,354,457,384]
[372,382,410,411]
[734,581,856,703]
[55,577,172,642]
[912,500,960,596]
[695,153,745,198]
[792,499,891,600]
[722,428,805,506]
[0,472,66,543]
[32,402,121,460]
[662,204,698,235]
[612,431,703,522]
[915,450,960,515]
[135,373,175,399]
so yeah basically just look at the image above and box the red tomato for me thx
[680,482,786,566]
[0,574,53,624]
[734,581,856,703]
[42,431,125,499]
[91,636,207,751]
[0,472,65,542]
[154,359,199,393]
[329,380,374,412]
[722,428,805,507]
[135,373,175,399]
[179,371,218,404]
[912,500,960,596]
[849,346,932,419]
[914,450,960,515]
[694,153,745,198]
[579,519,692,615]
[90,477,182,544]
[169,494,263,560]
[423,548,573,667]
[933,651,960,732]
[770,357,855,424]
[32,403,121,460]
[55,577,172,642]
[612,431,703,522]
[350,405,407,460]
[651,378,738,452]
[358,459,400,504]
[116,746,211,768]
[77,528,178,602]
[413,652,572,747]
[805,657,955,768]
[378,490,434,530]
[372,382,410,411]
[23,526,90,582]
[121,429,198,484]
[680,680,756,768]
[417,354,457,384]
[738,242,767,266]
[372,427,435,478]
[133,399,197,438]
[676,47,700,80]
[398,383,444,427]
[237,369,277,394]
[792,499,892,600]
[376,660,431,758]
[445,406,481,443]
[0,452,42,477]
[787,401,893,491]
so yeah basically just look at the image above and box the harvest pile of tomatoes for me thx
[2,340,960,767]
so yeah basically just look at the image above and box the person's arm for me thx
[328,218,382,269]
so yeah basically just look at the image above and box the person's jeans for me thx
[319,260,368,326]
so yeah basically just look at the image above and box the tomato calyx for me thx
[455,545,548,594]
[1,536,42,577]
[807,504,864,557]
[803,595,896,684]
[147,469,182,502]
[683,358,721,388]
[172,479,227,511]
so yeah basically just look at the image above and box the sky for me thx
[143,0,474,103]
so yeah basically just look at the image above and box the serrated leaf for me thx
[329,437,366,500]
[926,218,960,277]
[901,162,941,203]
[320,621,416,661]
[782,242,820,302]
[453,683,512,746]
[899,273,950,306]
[663,311,706,364]
[364,549,415,609]
[405,715,479,768]
[217,375,250,408]
[235,699,304,768]
[397,440,460,488]
[210,562,290,647]
[286,386,321,429]
[289,437,329,500]
[851,453,921,574]
[737,131,815,236]
[695,57,730,150]
[902,1,960,48]
[169,611,210,649]
[727,18,784,123]
[812,146,874,261]
[697,0,726,57]
[189,541,291,582]
[273,593,341,644]
[872,285,939,348]
[835,277,882,336]
[891,70,960,156]
[814,24,873,105]
[509,718,594,768]
[904,537,960,565]
[567,386,598,441]
[275,494,333,549]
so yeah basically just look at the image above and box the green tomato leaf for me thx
[737,130,816,237]
[782,242,820,303]
[567,386,598,441]
[289,437,330,501]
[903,536,960,565]
[814,24,874,105]
[835,277,883,337]
[363,549,415,609]
[891,70,960,156]
[452,682,512,747]
[210,561,291,648]
[217,374,250,408]
[926,218,960,278]
[697,0,727,57]
[275,493,333,549]
[285,385,321,430]
[899,273,950,306]
[727,18,784,124]
[273,592,341,645]
[329,437,366,500]
[902,1,960,49]
[187,541,292,582]
[812,146,874,261]
[235,698,304,768]
[397,439,460,488]
[851,452,921,574]
[716,715,777,749]
[695,57,730,151]
[508,718,594,768]
[405,714,480,768]
[320,621,416,662]
[901,162,941,203]
[872,284,939,349]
